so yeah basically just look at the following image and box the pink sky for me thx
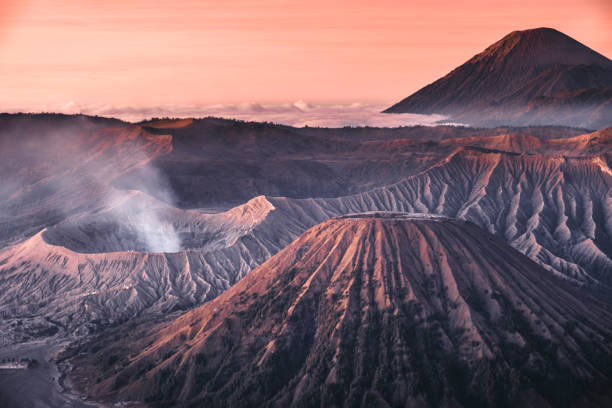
[0,0,610,111]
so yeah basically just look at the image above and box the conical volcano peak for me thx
[475,27,612,68]
[68,214,612,407]
[384,27,612,128]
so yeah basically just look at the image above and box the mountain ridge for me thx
[66,213,612,407]
[384,28,612,128]
[1,118,611,345]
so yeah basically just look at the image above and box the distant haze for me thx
[0,0,610,110]
[3,101,452,127]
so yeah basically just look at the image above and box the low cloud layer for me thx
[8,101,454,128]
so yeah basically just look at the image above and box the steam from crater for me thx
[106,168,182,253]
[123,209,181,253]
[107,163,182,253]
[0,115,182,253]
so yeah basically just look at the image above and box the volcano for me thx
[384,28,612,129]
[1,116,610,347]
[67,213,612,407]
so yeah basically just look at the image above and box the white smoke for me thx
[108,191,181,253]
[101,147,182,253]
[0,115,182,253]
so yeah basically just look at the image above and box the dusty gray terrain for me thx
[0,114,611,407]
[1,117,611,344]
[66,214,612,407]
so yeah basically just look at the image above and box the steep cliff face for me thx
[68,214,612,407]
[384,28,612,128]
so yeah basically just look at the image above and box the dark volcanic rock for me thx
[1,118,611,343]
[69,214,612,407]
[384,28,612,129]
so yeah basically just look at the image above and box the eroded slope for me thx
[67,214,612,407]
[1,117,610,345]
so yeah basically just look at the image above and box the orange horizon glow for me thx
[0,0,610,111]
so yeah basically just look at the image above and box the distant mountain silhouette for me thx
[384,28,612,129]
